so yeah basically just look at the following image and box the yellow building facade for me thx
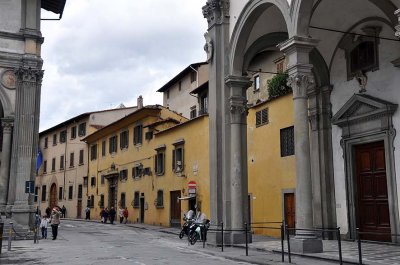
[85,106,210,227]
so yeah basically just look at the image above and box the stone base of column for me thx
[291,237,323,253]
[10,202,35,228]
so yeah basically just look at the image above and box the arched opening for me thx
[50,183,58,210]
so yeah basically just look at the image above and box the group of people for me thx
[38,206,61,240]
[100,206,129,224]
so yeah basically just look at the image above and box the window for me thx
[120,169,128,181]
[90,195,95,208]
[120,130,129,149]
[109,135,118,153]
[172,143,184,173]
[280,126,295,157]
[350,41,376,74]
[120,193,126,208]
[99,194,104,208]
[71,126,77,139]
[90,176,96,187]
[44,137,48,149]
[60,155,64,170]
[51,158,56,172]
[133,125,143,145]
[43,160,47,174]
[78,122,86,137]
[41,185,46,202]
[59,187,63,200]
[254,75,260,91]
[78,185,83,199]
[166,90,169,99]
[83,176,88,187]
[101,175,105,185]
[132,166,142,179]
[178,81,182,91]
[34,187,39,202]
[101,140,106,156]
[79,150,84,165]
[145,131,153,140]
[256,108,269,127]
[70,152,74,167]
[53,134,57,145]
[90,144,97,161]
[154,149,165,176]
[190,71,197,83]
[200,95,208,115]
[133,191,140,208]
[60,130,66,143]
[156,190,164,208]
[190,106,197,119]
[68,186,73,200]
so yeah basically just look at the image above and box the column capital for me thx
[225,75,251,123]
[1,117,14,133]
[225,75,252,88]
[288,73,315,99]
[203,0,230,27]
[14,67,44,85]
[395,9,400,38]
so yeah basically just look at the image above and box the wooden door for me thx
[140,197,145,223]
[284,193,295,235]
[77,200,82,218]
[170,190,181,227]
[49,184,57,209]
[355,141,391,241]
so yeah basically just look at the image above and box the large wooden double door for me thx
[355,141,391,241]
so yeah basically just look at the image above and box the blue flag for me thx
[36,149,43,173]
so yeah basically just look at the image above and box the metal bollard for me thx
[285,225,291,263]
[337,227,342,265]
[7,222,13,251]
[221,222,224,252]
[357,228,362,265]
[280,224,284,262]
[33,227,37,244]
[245,223,248,256]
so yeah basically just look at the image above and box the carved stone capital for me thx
[14,67,44,85]
[287,74,315,99]
[395,9,400,38]
[1,118,14,133]
[202,0,229,26]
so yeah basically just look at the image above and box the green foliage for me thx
[267,72,291,99]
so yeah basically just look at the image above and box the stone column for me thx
[203,0,230,244]
[9,67,43,227]
[0,118,14,212]
[225,75,252,243]
[279,36,323,253]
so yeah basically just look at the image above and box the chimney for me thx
[137,95,143,109]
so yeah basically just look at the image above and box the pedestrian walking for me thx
[100,208,109,223]
[40,215,49,239]
[109,207,116,224]
[118,206,124,224]
[61,205,66,218]
[85,206,91,220]
[50,207,61,240]
[123,207,129,224]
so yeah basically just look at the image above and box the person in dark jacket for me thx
[109,207,116,224]
[45,207,51,218]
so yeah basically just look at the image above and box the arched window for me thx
[350,41,376,74]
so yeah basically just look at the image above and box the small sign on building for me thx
[188,181,197,196]
[25,181,34,194]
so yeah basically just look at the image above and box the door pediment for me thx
[332,94,397,127]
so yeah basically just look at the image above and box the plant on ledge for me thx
[267,72,291,99]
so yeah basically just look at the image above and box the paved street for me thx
[0,220,340,265]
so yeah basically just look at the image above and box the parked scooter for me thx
[188,219,210,245]
[179,210,195,239]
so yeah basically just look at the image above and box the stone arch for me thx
[310,48,330,88]
[228,0,291,76]
[0,88,14,117]
[291,0,314,36]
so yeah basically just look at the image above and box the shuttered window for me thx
[256,108,269,127]
[280,126,295,157]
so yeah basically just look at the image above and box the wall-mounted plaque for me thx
[1,70,16,89]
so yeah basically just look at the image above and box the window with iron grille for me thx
[120,193,126,208]
[101,140,106,156]
[43,160,47,174]
[60,155,64,170]
[71,126,77,139]
[133,125,143,145]
[59,187,63,200]
[154,151,165,176]
[41,185,46,201]
[78,122,86,137]
[70,152,74,167]
[51,158,56,172]
[280,126,295,157]
[132,166,142,179]
[91,176,96,187]
[120,169,128,181]
[53,134,57,145]
[156,190,164,208]
[109,135,118,153]
[78,185,83,199]
[120,130,129,149]
[83,176,88,187]
[44,137,48,149]
[68,186,73,200]
[79,149,84,165]
[256,108,269,127]
[90,144,97,161]
[133,191,140,208]
[60,130,66,143]
[34,187,39,202]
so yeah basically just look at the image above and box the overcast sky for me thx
[40,0,208,131]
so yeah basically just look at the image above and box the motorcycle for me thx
[179,212,194,239]
[188,219,210,245]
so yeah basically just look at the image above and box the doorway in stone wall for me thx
[50,183,57,209]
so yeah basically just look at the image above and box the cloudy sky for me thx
[40,0,208,131]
